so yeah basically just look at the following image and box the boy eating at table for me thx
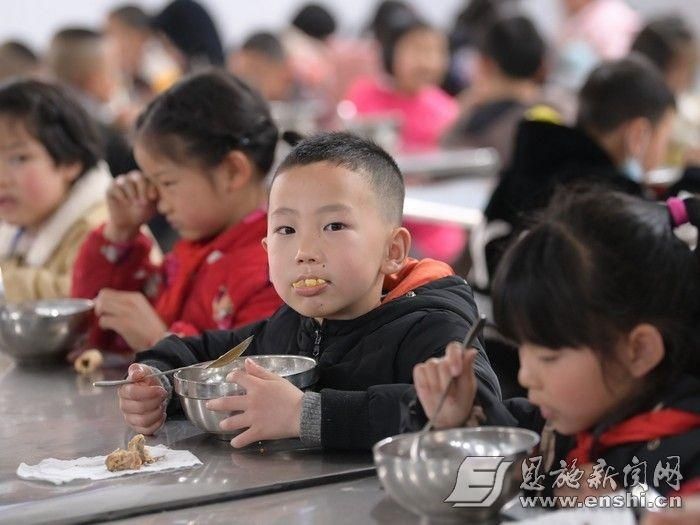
[117,132,500,451]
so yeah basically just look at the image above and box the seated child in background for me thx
[46,27,137,178]
[117,132,501,450]
[472,55,676,292]
[631,15,696,96]
[442,14,546,167]
[228,32,297,103]
[345,15,457,151]
[0,80,111,302]
[0,40,41,83]
[345,15,464,265]
[71,70,283,353]
[407,189,700,498]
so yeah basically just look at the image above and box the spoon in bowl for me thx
[92,335,254,387]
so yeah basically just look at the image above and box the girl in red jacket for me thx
[72,70,283,353]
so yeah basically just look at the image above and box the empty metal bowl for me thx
[373,426,540,523]
[0,298,93,365]
[173,355,318,439]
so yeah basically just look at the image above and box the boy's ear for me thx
[261,237,268,252]
[380,226,411,275]
[621,324,665,378]
[220,150,255,191]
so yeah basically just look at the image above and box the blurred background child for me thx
[443,14,546,166]
[104,4,182,102]
[0,40,41,83]
[71,70,283,354]
[474,55,676,293]
[0,80,110,302]
[228,31,297,103]
[46,27,136,178]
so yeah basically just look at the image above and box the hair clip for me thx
[667,196,689,227]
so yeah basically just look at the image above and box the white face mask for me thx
[622,156,644,183]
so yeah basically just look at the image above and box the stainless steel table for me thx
[111,476,420,525]
[0,355,374,524]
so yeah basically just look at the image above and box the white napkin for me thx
[16,445,202,485]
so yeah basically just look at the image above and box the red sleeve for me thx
[677,477,700,495]
[71,224,163,354]
[71,224,161,300]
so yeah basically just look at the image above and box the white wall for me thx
[2,0,699,55]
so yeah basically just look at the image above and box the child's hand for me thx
[118,363,168,435]
[95,289,167,351]
[413,343,478,429]
[104,171,158,243]
[206,358,304,448]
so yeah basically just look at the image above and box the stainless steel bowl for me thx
[0,298,93,365]
[373,426,540,523]
[174,355,318,439]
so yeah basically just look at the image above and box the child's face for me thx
[392,28,448,94]
[228,51,293,102]
[517,343,634,435]
[264,162,403,321]
[0,118,79,230]
[666,47,697,94]
[134,142,242,241]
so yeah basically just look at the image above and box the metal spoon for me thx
[92,335,254,387]
[409,315,486,461]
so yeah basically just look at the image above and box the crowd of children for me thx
[1,0,700,519]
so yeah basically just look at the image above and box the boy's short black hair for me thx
[0,79,102,176]
[576,55,676,135]
[291,3,336,41]
[241,32,286,62]
[274,132,405,225]
[480,15,544,79]
[631,15,695,75]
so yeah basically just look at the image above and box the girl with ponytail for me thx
[409,188,700,500]
[72,70,286,353]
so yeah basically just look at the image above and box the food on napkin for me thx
[105,434,157,472]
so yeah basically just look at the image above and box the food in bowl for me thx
[173,355,318,439]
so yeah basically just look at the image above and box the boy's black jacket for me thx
[138,266,501,451]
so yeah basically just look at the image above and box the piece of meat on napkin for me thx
[16,444,201,485]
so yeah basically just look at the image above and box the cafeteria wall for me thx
[3,0,700,54]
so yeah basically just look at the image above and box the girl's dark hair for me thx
[492,188,700,386]
[380,16,432,75]
[631,15,695,75]
[0,79,102,177]
[135,69,279,175]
